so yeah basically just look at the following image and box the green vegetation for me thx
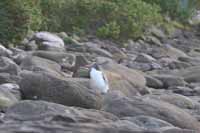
[0,0,198,45]
[143,0,197,22]
[0,0,42,45]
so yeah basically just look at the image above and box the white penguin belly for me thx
[89,68,109,93]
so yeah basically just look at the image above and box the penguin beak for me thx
[84,64,92,68]
[84,62,95,68]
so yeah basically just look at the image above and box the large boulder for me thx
[31,32,65,51]
[102,93,200,131]
[96,57,147,95]
[19,71,102,109]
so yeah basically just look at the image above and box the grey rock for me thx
[170,86,194,96]
[152,74,186,88]
[164,44,188,59]
[19,71,102,109]
[0,73,21,84]
[32,51,75,65]
[20,56,68,78]
[127,62,152,71]
[32,32,65,51]
[32,50,76,72]
[149,45,188,60]
[0,44,13,57]
[123,115,173,129]
[25,40,38,51]
[169,61,191,69]
[149,26,166,40]
[10,48,29,65]
[96,57,147,96]
[145,36,163,46]
[145,75,164,89]
[176,66,200,83]
[135,53,156,63]
[0,100,194,133]
[0,57,20,75]
[0,85,19,110]
[102,93,200,131]
[0,83,21,100]
[144,93,195,109]
[88,47,113,58]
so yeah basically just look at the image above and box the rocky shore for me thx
[0,27,200,132]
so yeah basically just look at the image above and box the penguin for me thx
[86,63,109,94]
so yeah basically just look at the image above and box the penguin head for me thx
[85,62,100,70]
[91,63,100,70]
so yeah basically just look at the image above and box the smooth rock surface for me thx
[102,93,200,131]
[19,71,102,109]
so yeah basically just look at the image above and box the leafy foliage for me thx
[97,21,120,39]
[143,0,197,22]
[0,0,42,45]
[60,0,162,39]
[0,0,198,45]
